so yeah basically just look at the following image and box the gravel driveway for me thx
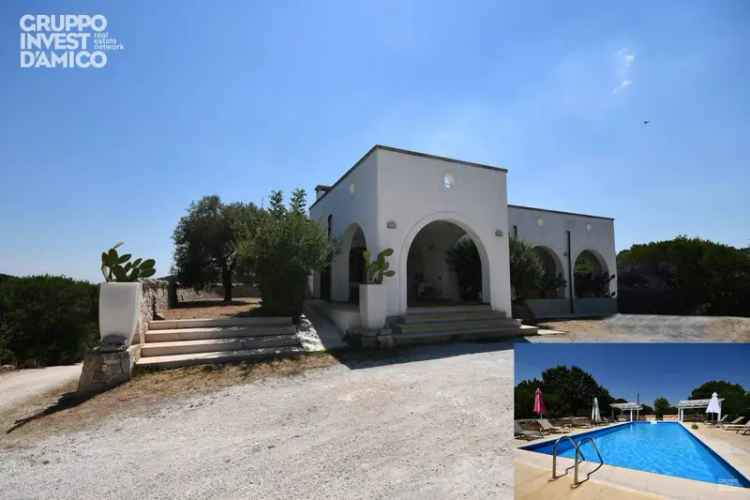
[0,364,81,414]
[0,343,515,500]
[532,314,750,342]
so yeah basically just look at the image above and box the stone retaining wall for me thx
[175,284,260,302]
[136,280,169,345]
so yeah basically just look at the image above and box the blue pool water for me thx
[523,422,750,488]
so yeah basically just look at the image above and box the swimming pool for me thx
[523,422,750,488]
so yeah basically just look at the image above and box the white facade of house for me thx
[309,145,617,321]
[508,205,617,317]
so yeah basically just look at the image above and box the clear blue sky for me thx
[1,1,748,282]
[515,343,750,406]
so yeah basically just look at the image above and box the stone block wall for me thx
[135,280,168,344]
[174,284,260,302]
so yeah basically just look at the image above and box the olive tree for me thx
[654,397,671,419]
[172,195,260,302]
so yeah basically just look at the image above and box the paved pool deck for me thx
[514,421,750,499]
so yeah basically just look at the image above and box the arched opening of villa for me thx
[331,223,368,303]
[574,249,611,298]
[405,220,488,307]
[532,246,565,298]
[347,225,367,304]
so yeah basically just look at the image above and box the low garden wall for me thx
[525,299,570,318]
[136,280,169,345]
[574,298,617,316]
[524,297,617,319]
[173,284,260,303]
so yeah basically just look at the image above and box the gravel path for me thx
[0,342,515,500]
[0,364,81,414]
[531,314,750,342]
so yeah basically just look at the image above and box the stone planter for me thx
[99,282,142,346]
[359,283,387,330]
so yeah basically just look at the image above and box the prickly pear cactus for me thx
[101,242,156,282]
[363,248,395,284]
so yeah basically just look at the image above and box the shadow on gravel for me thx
[6,390,97,434]
[329,338,527,371]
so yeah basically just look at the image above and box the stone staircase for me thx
[386,305,537,346]
[136,317,304,369]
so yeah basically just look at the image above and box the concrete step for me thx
[145,325,296,342]
[393,318,521,334]
[406,304,492,315]
[395,311,511,325]
[391,325,537,346]
[141,335,300,357]
[149,317,292,331]
[136,346,305,369]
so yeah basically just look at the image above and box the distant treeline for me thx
[617,236,750,317]
[515,365,750,420]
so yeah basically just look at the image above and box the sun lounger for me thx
[723,421,750,433]
[711,415,729,427]
[515,421,543,440]
[721,417,745,429]
[570,417,594,428]
[538,418,568,434]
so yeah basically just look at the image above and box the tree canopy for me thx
[690,380,750,418]
[514,365,615,419]
[617,236,750,315]
[172,195,260,302]
[654,397,672,418]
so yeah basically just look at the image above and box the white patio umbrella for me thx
[706,392,722,422]
[592,397,601,424]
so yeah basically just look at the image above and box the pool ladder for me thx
[551,435,604,486]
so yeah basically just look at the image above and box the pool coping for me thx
[514,421,750,499]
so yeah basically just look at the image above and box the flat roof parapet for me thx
[508,204,614,221]
[310,145,506,209]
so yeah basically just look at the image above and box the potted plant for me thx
[99,242,156,347]
[359,248,395,330]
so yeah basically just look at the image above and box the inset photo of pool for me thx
[513,343,750,499]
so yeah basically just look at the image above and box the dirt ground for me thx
[162,297,263,320]
[533,314,750,342]
[0,342,516,499]
[0,354,339,442]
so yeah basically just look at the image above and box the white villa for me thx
[309,145,617,336]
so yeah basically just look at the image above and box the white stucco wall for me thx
[508,205,617,309]
[310,150,379,302]
[310,146,617,320]
[375,148,512,316]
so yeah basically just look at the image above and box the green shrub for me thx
[509,238,544,302]
[0,275,99,367]
[238,189,332,317]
